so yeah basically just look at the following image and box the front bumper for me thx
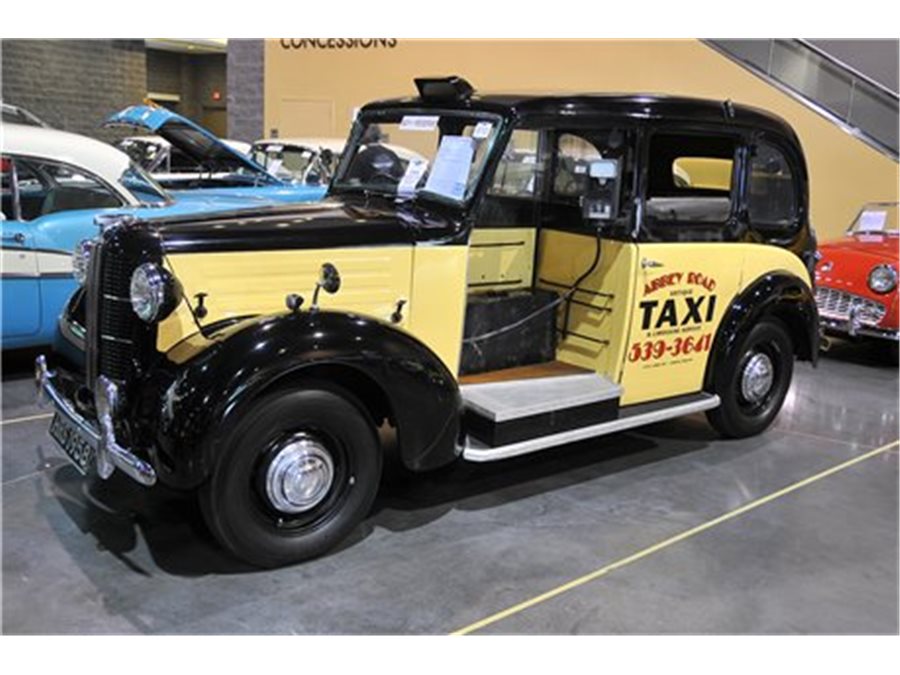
[819,316,899,342]
[35,355,157,486]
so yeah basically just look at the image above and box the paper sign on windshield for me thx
[472,121,493,140]
[400,115,439,131]
[397,158,429,197]
[423,136,475,201]
[858,210,888,232]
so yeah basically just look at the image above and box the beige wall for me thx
[264,38,898,242]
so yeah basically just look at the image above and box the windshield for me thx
[332,111,502,204]
[119,163,171,205]
[849,203,898,235]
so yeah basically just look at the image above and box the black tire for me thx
[200,384,381,568]
[706,318,794,439]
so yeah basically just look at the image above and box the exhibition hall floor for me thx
[2,342,897,634]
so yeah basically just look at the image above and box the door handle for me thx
[641,257,664,269]
[2,232,26,245]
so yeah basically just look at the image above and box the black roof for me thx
[361,92,798,141]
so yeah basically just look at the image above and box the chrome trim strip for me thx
[34,355,157,486]
[462,393,721,462]
[100,333,134,345]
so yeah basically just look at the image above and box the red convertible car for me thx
[815,202,898,350]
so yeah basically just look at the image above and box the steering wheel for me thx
[368,169,401,186]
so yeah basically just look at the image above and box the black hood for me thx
[152,196,466,254]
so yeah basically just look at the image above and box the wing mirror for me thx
[310,262,341,311]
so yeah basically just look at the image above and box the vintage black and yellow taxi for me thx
[37,77,819,566]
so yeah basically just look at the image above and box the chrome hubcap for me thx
[741,352,775,404]
[264,434,335,514]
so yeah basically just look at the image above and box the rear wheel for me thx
[706,319,794,438]
[200,385,381,567]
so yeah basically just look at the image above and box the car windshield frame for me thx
[848,202,899,235]
[331,108,505,208]
[119,162,174,206]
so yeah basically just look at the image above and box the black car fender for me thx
[142,310,462,489]
[704,272,819,391]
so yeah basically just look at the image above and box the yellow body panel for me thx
[619,242,811,405]
[159,247,414,353]
[467,228,536,293]
[535,232,638,381]
[159,244,471,376]
[157,230,810,406]
[408,245,469,373]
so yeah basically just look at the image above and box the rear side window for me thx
[645,133,736,241]
[747,142,798,238]
[16,158,122,219]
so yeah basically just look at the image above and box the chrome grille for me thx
[85,239,138,383]
[815,286,887,325]
[98,249,136,381]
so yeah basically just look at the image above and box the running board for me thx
[461,393,721,462]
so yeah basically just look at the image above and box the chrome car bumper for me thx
[34,355,157,486]
[820,316,900,342]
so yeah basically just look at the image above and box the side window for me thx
[22,159,122,218]
[489,129,540,198]
[553,133,602,199]
[545,128,635,231]
[1,156,17,220]
[645,133,736,241]
[479,129,542,228]
[748,142,798,237]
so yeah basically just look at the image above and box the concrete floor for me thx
[1,340,897,634]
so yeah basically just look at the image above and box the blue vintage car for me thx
[1,122,321,350]
[105,105,328,203]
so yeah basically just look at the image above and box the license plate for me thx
[49,413,96,475]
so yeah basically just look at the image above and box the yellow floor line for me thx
[0,412,53,426]
[450,438,900,636]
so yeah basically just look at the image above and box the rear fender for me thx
[705,272,819,391]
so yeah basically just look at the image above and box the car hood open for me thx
[105,105,278,184]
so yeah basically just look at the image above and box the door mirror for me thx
[319,262,341,294]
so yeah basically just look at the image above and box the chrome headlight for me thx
[72,239,94,285]
[129,263,181,322]
[868,264,897,294]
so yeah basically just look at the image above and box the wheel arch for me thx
[704,271,819,392]
[145,310,462,490]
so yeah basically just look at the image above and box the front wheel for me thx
[706,319,794,438]
[200,385,381,567]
